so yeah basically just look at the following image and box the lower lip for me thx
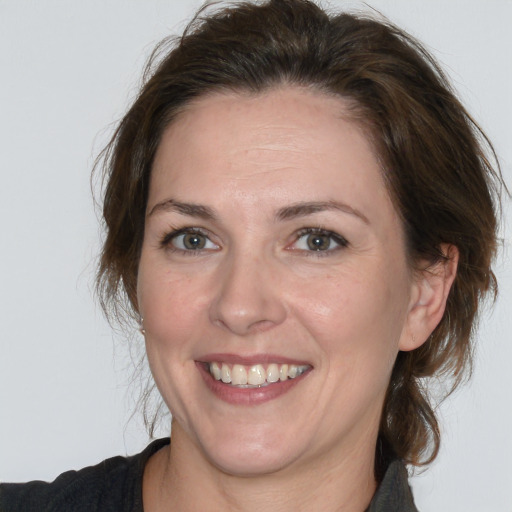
[196,362,310,406]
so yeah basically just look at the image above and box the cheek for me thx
[137,259,211,348]
[291,265,410,363]
[137,260,210,414]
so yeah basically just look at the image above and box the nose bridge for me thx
[209,246,286,335]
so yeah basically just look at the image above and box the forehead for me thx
[149,86,396,231]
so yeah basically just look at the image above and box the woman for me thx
[0,0,505,510]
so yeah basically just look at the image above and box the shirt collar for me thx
[365,460,418,512]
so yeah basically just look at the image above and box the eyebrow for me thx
[148,198,369,224]
[276,201,369,224]
[147,199,216,220]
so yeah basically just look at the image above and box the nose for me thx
[209,253,287,336]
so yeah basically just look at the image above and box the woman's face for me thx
[137,87,419,476]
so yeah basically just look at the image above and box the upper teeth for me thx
[209,362,309,387]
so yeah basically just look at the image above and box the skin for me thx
[137,86,457,511]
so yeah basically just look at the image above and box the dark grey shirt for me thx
[0,438,418,511]
[366,460,418,511]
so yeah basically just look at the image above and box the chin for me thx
[193,422,306,477]
[206,441,300,477]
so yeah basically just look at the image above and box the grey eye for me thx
[291,228,348,253]
[171,231,218,251]
[181,233,206,250]
[294,231,345,252]
[305,233,333,251]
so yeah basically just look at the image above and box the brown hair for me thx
[96,0,504,469]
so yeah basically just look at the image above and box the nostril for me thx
[247,319,279,333]
[211,309,285,336]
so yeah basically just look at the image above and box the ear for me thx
[399,244,459,352]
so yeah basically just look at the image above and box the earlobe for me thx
[399,244,459,352]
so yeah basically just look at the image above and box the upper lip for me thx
[197,353,312,366]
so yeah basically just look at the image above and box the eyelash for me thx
[159,227,218,255]
[291,227,349,256]
[159,226,349,256]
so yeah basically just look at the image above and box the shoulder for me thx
[0,438,170,512]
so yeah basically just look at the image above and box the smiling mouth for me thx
[206,362,311,388]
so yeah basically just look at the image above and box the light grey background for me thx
[0,1,510,510]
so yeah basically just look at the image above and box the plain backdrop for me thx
[0,1,510,510]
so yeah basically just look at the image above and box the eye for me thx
[292,228,348,253]
[162,228,219,252]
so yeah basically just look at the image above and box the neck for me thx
[144,421,378,512]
